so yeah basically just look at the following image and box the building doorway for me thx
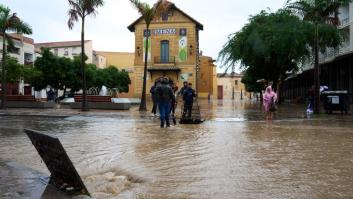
[160,40,169,63]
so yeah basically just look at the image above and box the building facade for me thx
[0,33,35,66]
[217,73,247,100]
[128,2,204,97]
[34,40,105,67]
[282,4,353,103]
[95,51,136,98]
[198,56,217,99]
[0,33,35,95]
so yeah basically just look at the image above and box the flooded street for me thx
[1,100,353,198]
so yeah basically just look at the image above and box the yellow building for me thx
[95,51,136,98]
[198,56,217,99]
[128,1,204,97]
[217,73,247,100]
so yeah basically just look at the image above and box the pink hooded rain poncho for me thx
[263,86,277,112]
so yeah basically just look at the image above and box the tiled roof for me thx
[128,2,203,32]
[34,40,91,49]
[3,33,34,44]
[148,66,181,71]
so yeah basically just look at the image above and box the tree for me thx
[0,4,32,108]
[218,10,342,101]
[129,0,172,111]
[32,48,73,93]
[287,0,353,114]
[3,56,24,84]
[28,50,131,98]
[67,0,104,111]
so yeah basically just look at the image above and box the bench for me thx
[74,95,111,102]
[0,95,56,108]
[6,95,36,102]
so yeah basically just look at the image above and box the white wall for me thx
[48,41,93,63]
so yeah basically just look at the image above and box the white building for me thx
[34,40,106,67]
[0,33,35,95]
[0,33,35,65]
[313,4,351,65]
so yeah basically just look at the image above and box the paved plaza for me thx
[1,100,353,198]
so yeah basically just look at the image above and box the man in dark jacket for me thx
[182,83,196,118]
[156,77,175,128]
[178,81,188,97]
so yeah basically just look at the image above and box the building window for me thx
[161,11,173,21]
[24,53,33,65]
[160,40,169,63]
[54,48,58,55]
[162,12,169,21]
[235,80,238,85]
[64,48,69,56]
[7,46,20,55]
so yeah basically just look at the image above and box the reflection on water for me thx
[1,100,353,198]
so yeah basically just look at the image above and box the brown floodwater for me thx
[0,100,353,199]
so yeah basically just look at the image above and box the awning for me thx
[147,66,181,72]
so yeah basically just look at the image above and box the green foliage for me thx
[218,9,342,91]
[1,4,32,108]
[3,56,24,83]
[26,48,131,95]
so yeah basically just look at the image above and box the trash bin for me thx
[321,90,351,114]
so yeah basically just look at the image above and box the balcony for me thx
[154,56,175,65]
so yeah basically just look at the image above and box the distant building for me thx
[0,33,35,95]
[217,73,246,100]
[198,56,217,99]
[34,40,106,67]
[93,51,107,69]
[95,51,135,98]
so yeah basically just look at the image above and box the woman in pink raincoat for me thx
[263,86,277,120]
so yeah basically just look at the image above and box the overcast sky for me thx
[2,0,287,71]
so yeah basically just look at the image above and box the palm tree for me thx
[287,0,352,114]
[0,5,32,109]
[67,0,104,111]
[129,0,172,111]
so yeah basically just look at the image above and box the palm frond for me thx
[83,0,104,16]
[68,0,83,15]
[68,9,79,29]
[0,5,11,31]
[7,13,32,34]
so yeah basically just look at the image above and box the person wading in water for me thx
[156,77,175,128]
[182,83,196,118]
[263,86,277,120]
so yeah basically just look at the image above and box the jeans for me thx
[158,101,171,126]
